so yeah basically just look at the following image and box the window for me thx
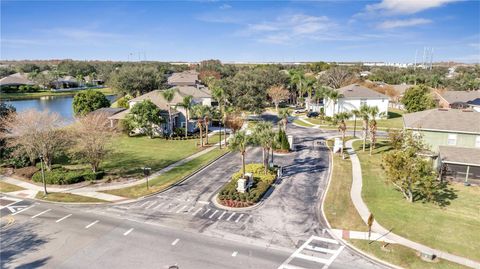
[181,122,186,128]
[447,134,457,146]
[476,136,480,148]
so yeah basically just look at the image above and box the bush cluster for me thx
[32,168,104,185]
[218,163,276,207]
[277,129,290,151]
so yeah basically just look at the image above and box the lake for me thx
[3,95,118,122]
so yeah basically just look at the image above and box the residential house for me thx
[50,76,80,89]
[403,108,480,183]
[167,70,199,86]
[0,73,35,90]
[435,90,480,112]
[324,84,389,119]
[389,84,412,109]
[108,86,212,135]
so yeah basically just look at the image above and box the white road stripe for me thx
[154,202,165,210]
[325,245,345,267]
[226,212,236,221]
[145,201,157,209]
[243,215,252,223]
[197,201,209,204]
[209,209,218,219]
[176,205,187,213]
[138,201,150,208]
[123,228,134,236]
[55,214,72,223]
[202,208,211,216]
[295,253,329,264]
[11,205,35,216]
[185,206,195,213]
[171,238,180,246]
[217,211,226,220]
[231,251,238,257]
[31,209,51,219]
[304,245,338,254]
[85,220,99,229]
[168,204,180,212]
[192,208,202,216]
[235,213,244,223]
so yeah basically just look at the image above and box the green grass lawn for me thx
[305,108,405,129]
[353,140,480,261]
[324,140,367,231]
[100,133,222,178]
[35,192,107,203]
[292,119,315,127]
[0,181,25,192]
[103,148,228,198]
[0,87,114,100]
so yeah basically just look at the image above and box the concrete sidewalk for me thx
[346,139,480,269]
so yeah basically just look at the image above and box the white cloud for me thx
[366,0,459,15]
[240,14,335,44]
[219,4,231,10]
[378,18,432,29]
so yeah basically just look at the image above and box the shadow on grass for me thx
[1,222,51,268]
[416,182,458,207]
[388,111,402,119]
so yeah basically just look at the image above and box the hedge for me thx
[218,163,276,207]
[32,168,104,185]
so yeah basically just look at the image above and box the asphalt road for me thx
[1,118,390,269]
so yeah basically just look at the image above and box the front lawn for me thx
[354,140,480,261]
[35,192,107,203]
[103,148,228,198]
[305,108,405,129]
[101,133,222,178]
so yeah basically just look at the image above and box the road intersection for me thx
[1,121,389,269]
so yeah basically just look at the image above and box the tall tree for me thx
[252,121,275,174]
[0,103,16,161]
[125,100,164,138]
[267,85,290,112]
[228,131,250,177]
[320,67,354,89]
[72,90,110,116]
[109,65,166,96]
[325,88,341,115]
[401,85,435,113]
[70,112,116,173]
[278,108,291,131]
[368,107,380,155]
[352,104,377,152]
[212,82,227,147]
[177,95,193,138]
[334,112,351,158]
[162,88,176,136]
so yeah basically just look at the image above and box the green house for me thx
[403,109,480,183]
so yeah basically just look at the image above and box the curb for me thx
[319,139,402,269]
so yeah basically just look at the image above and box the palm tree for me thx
[325,88,341,115]
[228,131,250,177]
[334,112,351,158]
[278,108,291,131]
[304,76,317,111]
[252,121,275,174]
[177,95,193,138]
[212,84,226,148]
[368,107,380,155]
[353,105,379,152]
[191,105,206,147]
[203,106,213,145]
[162,88,176,137]
[288,70,305,105]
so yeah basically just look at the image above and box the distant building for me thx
[403,108,480,183]
[324,84,389,119]
[435,90,480,112]
[167,70,199,86]
[0,73,35,89]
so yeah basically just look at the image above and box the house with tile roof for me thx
[324,84,389,119]
[403,108,480,183]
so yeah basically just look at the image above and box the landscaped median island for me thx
[217,163,277,207]
[103,148,228,198]
[324,138,475,269]
[35,192,107,203]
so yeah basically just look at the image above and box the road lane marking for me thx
[304,245,338,254]
[176,205,187,213]
[123,228,134,236]
[209,209,218,219]
[11,205,35,216]
[218,211,226,220]
[235,214,244,223]
[31,209,51,219]
[171,238,180,246]
[232,251,238,257]
[154,202,165,210]
[243,215,252,224]
[55,214,72,223]
[168,204,180,212]
[226,212,236,221]
[85,220,99,229]
[197,201,209,204]
[145,201,157,209]
[185,206,195,213]
[325,246,345,267]
[192,208,202,216]
[202,208,211,216]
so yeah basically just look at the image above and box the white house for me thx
[324,84,389,119]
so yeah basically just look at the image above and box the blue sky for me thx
[1,0,479,63]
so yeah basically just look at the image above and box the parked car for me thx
[307,111,319,118]
[294,108,306,114]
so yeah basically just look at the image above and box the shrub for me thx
[31,168,104,185]
[277,129,290,151]
[218,163,277,207]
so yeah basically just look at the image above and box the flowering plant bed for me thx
[217,163,277,208]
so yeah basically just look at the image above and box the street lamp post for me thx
[39,154,48,195]
[143,167,151,190]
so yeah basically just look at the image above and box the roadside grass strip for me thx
[35,192,107,203]
[0,181,25,193]
[102,148,228,199]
